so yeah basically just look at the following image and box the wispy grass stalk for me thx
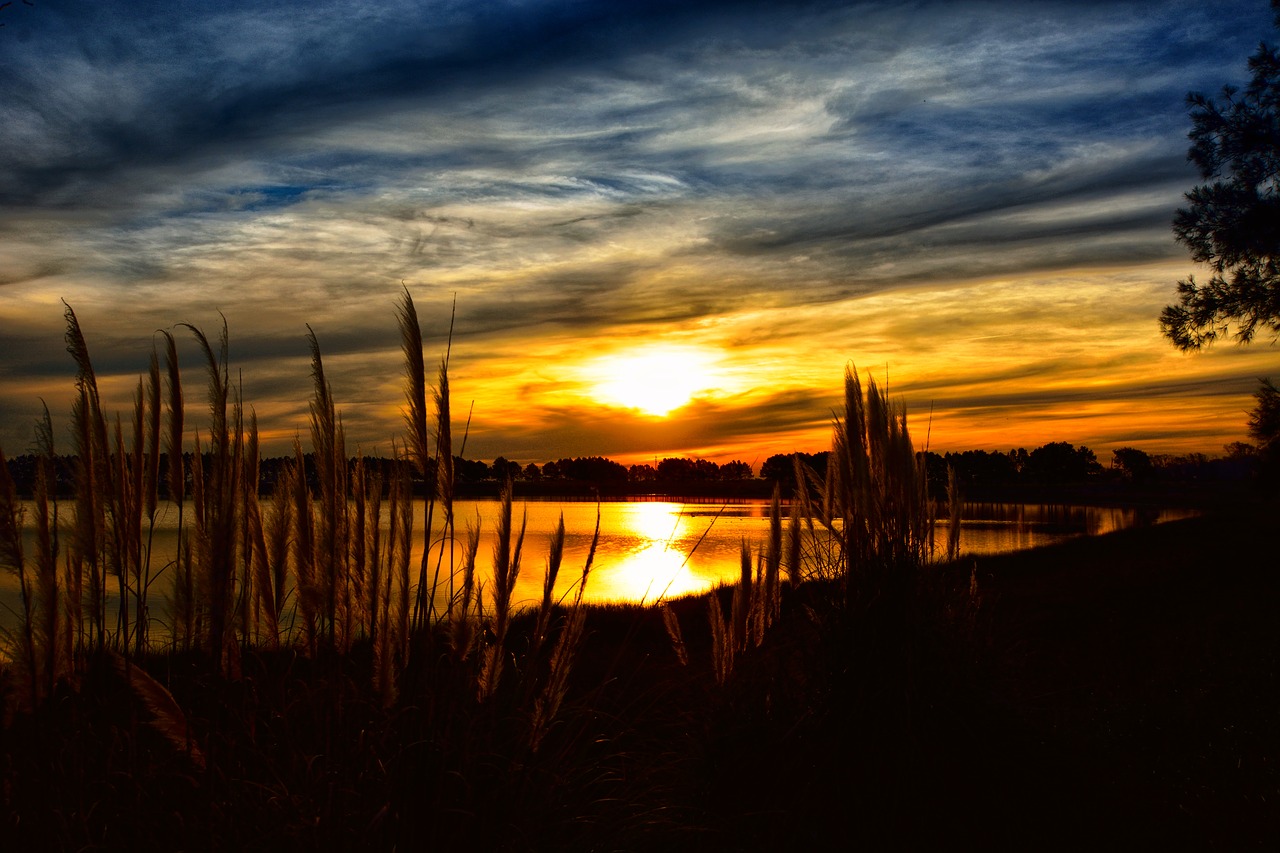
[306,327,349,650]
[478,481,526,701]
[137,347,162,657]
[660,603,688,667]
[449,518,482,663]
[397,288,435,634]
[393,454,413,679]
[528,511,595,752]
[65,303,110,652]
[291,438,318,655]
[531,513,566,660]
[731,540,752,652]
[33,405,61,697]
[242,412,262,647]
[0,444,39,704]
[428,356,455,626]
[174,430,204,653]
[946,465,963,563]
[350,455,368,643]
[183,319,243,672]
[364,465,383,650]
[766,485,782,623]
[708,593,732,687]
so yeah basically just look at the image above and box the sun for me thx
[588,347,719,416]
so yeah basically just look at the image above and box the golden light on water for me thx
[570,502,714,602]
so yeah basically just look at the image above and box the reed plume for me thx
[428,355,455,625]
[660,603,688,666]
[822,366,933,607]
[65,303,110,651]
[182,319,243,671]
[479,481,526,701]
[306,327,349,649]
[708,593,733,687]
[108,650,205,770]
[160,330,186,652]
[136,347,163,657]
[531,513,566,660]
[397,288,435,633]
[162,330,185,505]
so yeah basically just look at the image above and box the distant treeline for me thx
[2,441,1261,500]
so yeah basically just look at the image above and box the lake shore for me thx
[458,476,1267,510]
[2,499,1275,849]
[562,500,1279,848]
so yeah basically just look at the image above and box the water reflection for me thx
[0,499,1201,632]
[935,502,1197,558]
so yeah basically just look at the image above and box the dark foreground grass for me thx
[1,301,1273,850]
[2,500,1274,851]
[970,500,1279,849]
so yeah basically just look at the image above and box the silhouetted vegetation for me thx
[5,435,1263,506]
[1162,0,1280,350]
[0,298,1275,849]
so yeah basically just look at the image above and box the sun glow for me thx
[588,346,721,416]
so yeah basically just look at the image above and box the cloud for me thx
[1,0,1276,459]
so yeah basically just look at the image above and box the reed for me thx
[946,464,963,563]
[306,327,350,651]
[478,480,526,701]
[182,319,243,673]
[448,518,483,663]
[531,513,566,661]
[396,288,434,632]
[291,436,319,654]
[429,355,456,625]
[24,405,62,700]
[137,347,162,657]
[0,297,984,852]
[0,445,38,703]
[708,591,733,686]
[660,602,688,666]
[65,303,109,651]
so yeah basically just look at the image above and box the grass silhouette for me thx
[0,295,1273,849]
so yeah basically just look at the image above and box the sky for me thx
[2,0,1279,469]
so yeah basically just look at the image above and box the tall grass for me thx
[0,298,978,850]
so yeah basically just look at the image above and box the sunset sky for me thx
[2,0,1279,468]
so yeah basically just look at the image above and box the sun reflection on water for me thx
[587,502,711,602]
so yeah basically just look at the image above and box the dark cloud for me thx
[1,0,1276,458]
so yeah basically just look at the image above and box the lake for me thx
[0,499,1197,642]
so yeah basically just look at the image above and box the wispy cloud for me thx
[1,0,1276,459]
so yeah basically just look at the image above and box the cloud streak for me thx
[1,0,1277,462]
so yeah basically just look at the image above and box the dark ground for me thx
[1,500,1275,850]
[536,498,1279,850]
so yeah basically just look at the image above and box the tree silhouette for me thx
[1162,1,1280,349]
[1248,377,1280,459]
[1024,442,1100,485]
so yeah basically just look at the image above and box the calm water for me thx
[0,499,1197,634]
